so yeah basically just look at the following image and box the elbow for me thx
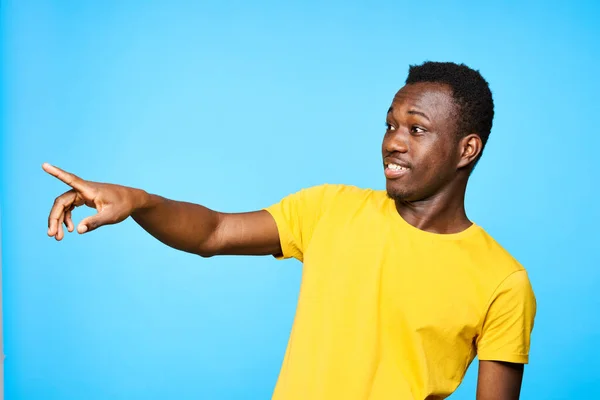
[197,250,217,258]
[195,237,222,258]
[196,213,225,258]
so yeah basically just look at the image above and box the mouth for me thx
[384,162,410,179]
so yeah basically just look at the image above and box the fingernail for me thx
[78,225,88,233]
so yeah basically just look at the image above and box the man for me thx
[44,61,536,399]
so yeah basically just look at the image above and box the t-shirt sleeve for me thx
[263,184,339,262]
[476,270,537,364]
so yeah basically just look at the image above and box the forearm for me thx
[131,190,222,257]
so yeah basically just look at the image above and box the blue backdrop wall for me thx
[1,1,599,399]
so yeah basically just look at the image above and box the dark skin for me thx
[384,82,525,399]
[43,82,524,399]
[383,82,479,234]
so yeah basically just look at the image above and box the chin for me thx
[386,185,414,202]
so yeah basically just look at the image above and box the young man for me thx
[44,61,536,400]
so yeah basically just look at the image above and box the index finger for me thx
[42,163,87,191]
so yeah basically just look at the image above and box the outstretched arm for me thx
[43,163,281,257]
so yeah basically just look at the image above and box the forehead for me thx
[389,82,456,121]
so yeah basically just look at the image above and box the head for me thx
[382,61,494,202]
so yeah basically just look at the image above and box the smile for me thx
[384,163,410,179]
[387,163,408,171]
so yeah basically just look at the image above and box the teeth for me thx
[387,163,407,171]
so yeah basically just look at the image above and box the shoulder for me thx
[470,227,528,278]
[469,229,536,312]
[464,227,536,306]
[304,183,380,196]
[265,183,384,221]
[298,183,384,207]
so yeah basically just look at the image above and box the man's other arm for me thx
[476,360,524,400]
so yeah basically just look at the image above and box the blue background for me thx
[2,1,599,399]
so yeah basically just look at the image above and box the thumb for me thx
[77,212,110,234]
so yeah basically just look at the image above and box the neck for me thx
[394,182,471,234]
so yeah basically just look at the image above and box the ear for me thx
[457,134,482,169]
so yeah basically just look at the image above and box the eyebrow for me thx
[387,107,430,122]
[407,110,430,121]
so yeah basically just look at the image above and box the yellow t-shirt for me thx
[265,184,536,400]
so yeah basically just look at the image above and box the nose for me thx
[383,130,409,154]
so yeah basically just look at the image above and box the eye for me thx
[411,125,425,134]
[385,122,396,131]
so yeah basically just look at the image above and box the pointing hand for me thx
[43,163,141,240]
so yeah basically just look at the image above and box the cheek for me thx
[415,142,453,176]
[413,141,437,165]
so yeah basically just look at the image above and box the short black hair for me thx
[405,61,494,166]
